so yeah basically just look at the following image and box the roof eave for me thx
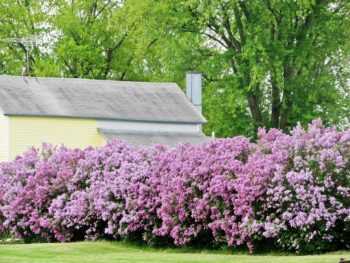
[4,113,207,125]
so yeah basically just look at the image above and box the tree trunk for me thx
[247,89,264,131]
[279,65,295,130]
[271,78,281,128]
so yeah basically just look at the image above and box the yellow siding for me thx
[0,114,10,161]
[8,116,106,160]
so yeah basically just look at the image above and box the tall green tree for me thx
[163,0,350,134]
[54,0,147,79]
[0,0,54,76]
[0,0,161,80]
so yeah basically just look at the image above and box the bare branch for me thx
[203,32,229,48]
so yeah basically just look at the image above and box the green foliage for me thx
[162,0,350,135]
[0,0,51,75]
[0,0,350,137]
[53,0,148,79]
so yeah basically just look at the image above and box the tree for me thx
[0,0,160,80]
[1,0,350,137]
[0,0,54,76]
[164,0,350,134]
[53,0,141,79]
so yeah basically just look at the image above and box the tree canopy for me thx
[1,0,350,137]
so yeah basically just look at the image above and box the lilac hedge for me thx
[0,120,349,253]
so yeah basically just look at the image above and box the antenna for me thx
[0,36,41,76]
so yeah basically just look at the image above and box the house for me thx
[0,73,208,161]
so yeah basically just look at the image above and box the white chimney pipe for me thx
[186,72,202,113]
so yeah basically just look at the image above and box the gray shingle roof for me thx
[99,129,211,146]
[0,75,206,124]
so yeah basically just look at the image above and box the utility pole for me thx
[0,36,40,76]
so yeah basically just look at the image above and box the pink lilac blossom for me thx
[256,120,350,252]
[0,119,349,253]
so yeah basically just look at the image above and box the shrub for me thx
[78,141,159,240]
[256,120,350,252]
[0,119,349,253]
[0,141,162,242]
[0,145,85,242]
[149,137,271,252]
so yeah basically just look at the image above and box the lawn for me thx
[0,241,349,263]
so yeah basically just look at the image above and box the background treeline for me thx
[1,0,350,136]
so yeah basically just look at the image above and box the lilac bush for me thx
[149,138,271,251]
[0,160,11,235]
[0,120,349,253]
[77,141,159,240]
[0,145,85,241]
[256,120,350,252]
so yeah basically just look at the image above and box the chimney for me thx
[186,72,202,113]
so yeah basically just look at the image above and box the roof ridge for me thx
[0,74,178,86]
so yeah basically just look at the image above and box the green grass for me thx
[0,241,349,263]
